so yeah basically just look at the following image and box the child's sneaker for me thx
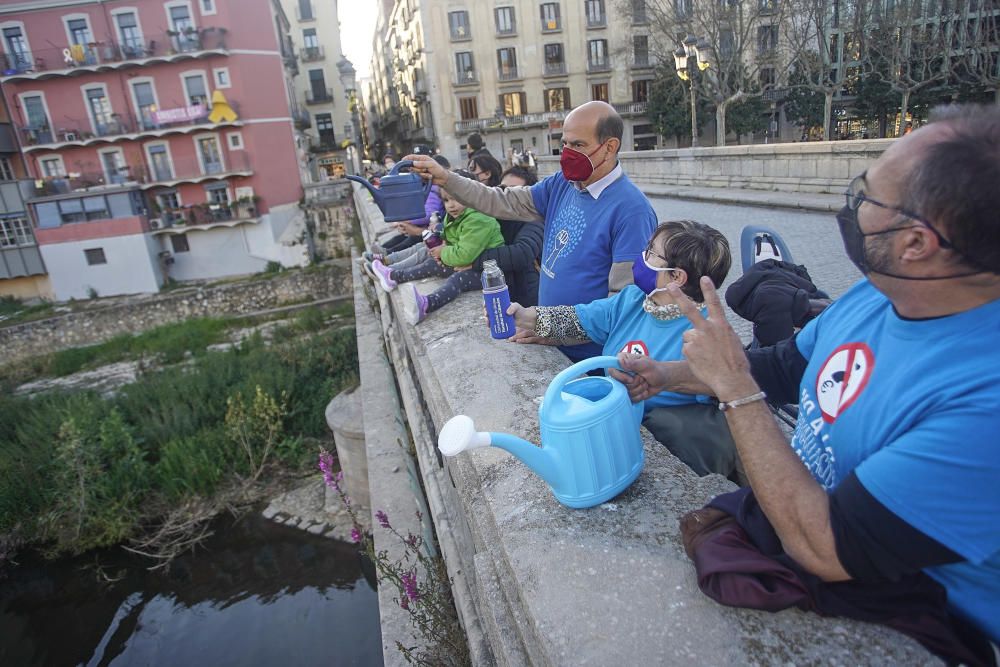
[361,259,377,281]
[361,250,383,263]
[402,284,429,324]
[371,259,396,292]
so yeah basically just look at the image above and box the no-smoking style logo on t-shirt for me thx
[620,340,649,356]
[815,342,874,423]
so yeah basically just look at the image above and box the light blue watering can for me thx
[346,159,432,222]
[438,356,645,509]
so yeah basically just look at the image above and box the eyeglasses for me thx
[845,172,955,250]
[643,246,673,269]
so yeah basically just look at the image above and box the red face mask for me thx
[560,141,609,182]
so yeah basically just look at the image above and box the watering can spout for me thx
[438,416,559,488]
[345,174,379,200]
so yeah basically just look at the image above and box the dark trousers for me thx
[643,404,747,486]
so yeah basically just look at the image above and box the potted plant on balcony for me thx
[234,195,259,219]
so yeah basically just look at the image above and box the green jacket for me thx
[440,207,504,267]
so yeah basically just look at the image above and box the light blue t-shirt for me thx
[531,171,657,361]
[793,279,1000,641]
[574,285,707,410]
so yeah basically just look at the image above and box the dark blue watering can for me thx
[438,356,645,509]
[346,159,432,222]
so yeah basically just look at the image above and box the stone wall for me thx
[304,180,358,261]
[538,139,893,194]
[353,186,937,666]
[0,261,352,364]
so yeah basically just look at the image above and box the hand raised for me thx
[402,154,449,186]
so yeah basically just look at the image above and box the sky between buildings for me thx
[338,1,377,78]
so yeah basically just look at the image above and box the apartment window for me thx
[201,0,217,14]
[213,67,231,88]
[40,156,65,178]
[0,157,14,181]
[67,18,93,46]
[115,12,143,55]
[0,217,34,247]
[196,136,223,174]
[158,190,181,213]
[132,81,157,129]
[760,67,776,88]
[495,7,516,34]
[585,0,606,27]
[544,43,565,75]
[591,82,609,102]
[758,0,777,12]
[303,28,319,50]
[544,87,570,112]
[316,112,335,146]
[459,97,478,121]
[298,0,314,20]
[23,94,50,135]
[100,149,128,183]
[719,30,735,59]
[632,80,650,102]
[676,0,692,17]
[2,26,30,69]
[226,131,243,150]
[169,4,198,52]
[170,234,190,253]
[449,11,470,40]
[540,3,561,31]
[84,87,113,136]
[183,73,209,107]
[84,247,107,265]
[308,69,328,101]
[497,47,518,79]
[631,0,648,23]
[148,144,173,181]
[455,52,475,83]
[205,182,229,205]
[499,91,527,116]
[588,39,609,70]
[633,35,650,66]
[758,24,778,55]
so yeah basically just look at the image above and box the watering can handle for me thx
[542,355,624,409]
[389,159,414,176]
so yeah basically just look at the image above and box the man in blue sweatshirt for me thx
[406,101,657,362]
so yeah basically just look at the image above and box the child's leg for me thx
[387,244,428,270]
[424,269,481,314]
[391,258,453,285]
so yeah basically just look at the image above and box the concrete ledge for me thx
[352,185,937,665]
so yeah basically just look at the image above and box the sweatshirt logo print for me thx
[541,202,586,279]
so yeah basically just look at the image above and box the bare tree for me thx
[865,0,954,127]
[782,0,867,138]
[954,0,1000,103]
[639,0,790,145]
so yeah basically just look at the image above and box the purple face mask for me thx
[632,251,677,295]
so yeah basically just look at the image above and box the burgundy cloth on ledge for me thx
[680,487,996,667]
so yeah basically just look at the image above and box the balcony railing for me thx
[587,58,611,72]
[632,55,652,68]
[611,101,649,116]
[454,70,478,85]
[455,110,568,133]
[292,107,311,130]
[305,88,334,105]
[587,14,607,28]
[152,198,261,231]
[541,17,562,32]
[0,28,229,80]
[300,45,325,62]
[497,67,522,81]
[543,61,567,76]
[30,154,253,197]
[15,101,241,151]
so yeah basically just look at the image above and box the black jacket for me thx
[474,219,542,307]
[725,260,829,347]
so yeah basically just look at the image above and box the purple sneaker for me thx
[403,284,429,324]
[371,259,396,292]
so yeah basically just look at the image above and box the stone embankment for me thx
[349,180,937,666]
[0,261,352,364]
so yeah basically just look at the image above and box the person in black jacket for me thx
[472,166,542,306]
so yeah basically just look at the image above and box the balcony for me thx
[611,101,648,116]
[587,58,611,73]
[497,67,522,82]
[543,62,567,77]
[631,55,653,69]
[587,15,607,28]
[15,102,243,154]
[151,198,262,235]
[300,45,325,63]
[454,110,568,134]
[0,28,230,82]
[293,107,311,130]
[541,18,562,33]
[305,88,334,105]
[454,70,478,86]
[30,154,254,198]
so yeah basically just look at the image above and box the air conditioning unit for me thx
[150,217,163,229]
[62,130,79,142]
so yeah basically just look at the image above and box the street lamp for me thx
[673,34,713,148]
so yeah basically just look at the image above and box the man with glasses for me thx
[613,104,1000,652]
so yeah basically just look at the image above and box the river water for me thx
[0,513,383,666]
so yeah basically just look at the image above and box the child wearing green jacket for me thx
[370,170,504,323]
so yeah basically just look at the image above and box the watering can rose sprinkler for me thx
[345,159,432,222]
[438,356,646,509]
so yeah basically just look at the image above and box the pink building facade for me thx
[0,0,308,299]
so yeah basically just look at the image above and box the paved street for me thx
[647,196,864,341]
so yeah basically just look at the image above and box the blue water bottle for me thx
[482,260,515,339]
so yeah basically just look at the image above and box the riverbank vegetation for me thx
[0,306,358,568]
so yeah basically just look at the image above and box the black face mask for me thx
[836,205,986,281]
